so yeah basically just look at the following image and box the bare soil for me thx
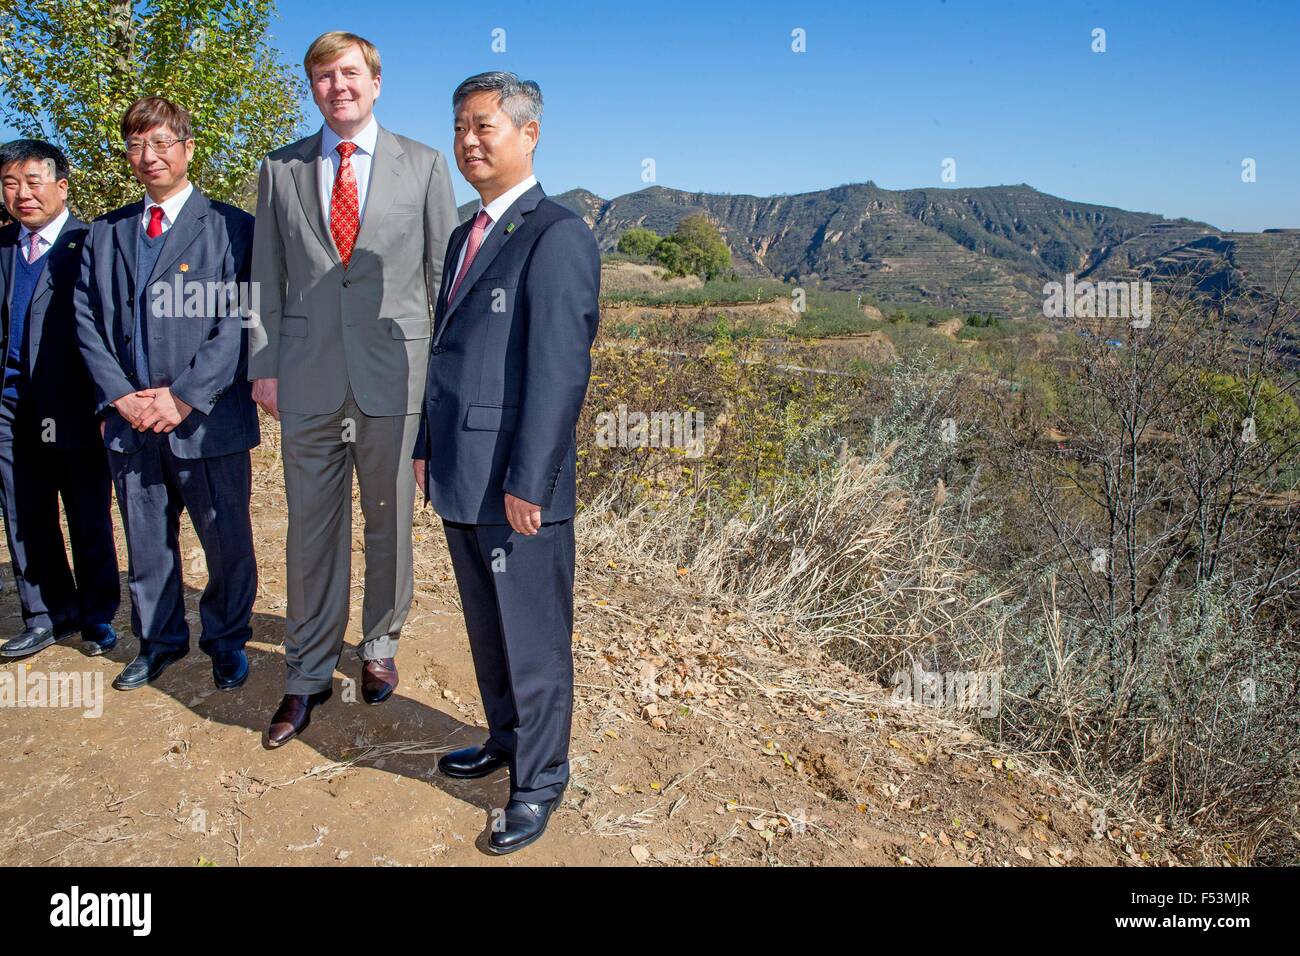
[0,422,1191,867]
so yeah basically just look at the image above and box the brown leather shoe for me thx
[264,689,332,748]
[361,658,398,704]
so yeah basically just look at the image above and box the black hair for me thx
[0,139,71,182]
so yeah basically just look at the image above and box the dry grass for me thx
[578,441,1004,678]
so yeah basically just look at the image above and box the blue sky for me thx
[22,0,1300,229]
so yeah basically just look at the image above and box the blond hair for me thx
[303,31,381,82]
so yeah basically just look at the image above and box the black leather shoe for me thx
[488,796,561,855]
[80,624,117,657]
[265,689,332,748]
[0,626,56,658]
[438,744,510,779]
[112,645,188,690]
[211,649,249,690]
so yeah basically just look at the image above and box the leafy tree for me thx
[617,226,660,258]
[1200,371,1300,462]
[651,234,686,275]
[0,0,305,217]
[653,213,731,280]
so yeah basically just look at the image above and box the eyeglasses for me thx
[124,137,189,157]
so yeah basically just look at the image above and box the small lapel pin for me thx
[67,241,77,249]
[505,222,516,234]
[179,263,189,272]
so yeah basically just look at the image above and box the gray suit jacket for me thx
[247,124,459,416]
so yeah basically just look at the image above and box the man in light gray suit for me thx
[248,31,458,746]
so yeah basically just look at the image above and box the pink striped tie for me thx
[26,232,41,264]
[448,209,491,301]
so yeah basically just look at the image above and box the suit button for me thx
[124,334,132,342]
[342,279,351,288]
[430,346,444,355]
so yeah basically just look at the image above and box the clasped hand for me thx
[113,387,193,433]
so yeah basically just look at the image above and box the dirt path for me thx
[0,429,1187,867]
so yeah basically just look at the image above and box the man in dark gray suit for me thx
[0,140,119,660]
[248,32,458,747]
[414,72,601,854]
[75,96,260,691]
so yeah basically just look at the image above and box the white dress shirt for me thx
[141,182,195,235]
[320,116,379,224]
[452,173,538,281]
[18,206,70,262]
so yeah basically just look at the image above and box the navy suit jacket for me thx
[74,187,260,459]
[0,214,101,448]
[415,183,601,524]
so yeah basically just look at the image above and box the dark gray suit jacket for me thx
[0,214,102,448]
[75,188,260,459]
[414,183,601,524]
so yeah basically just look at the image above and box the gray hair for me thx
[452,71,543,128]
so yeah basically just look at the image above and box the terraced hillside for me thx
[457,183,1296,320]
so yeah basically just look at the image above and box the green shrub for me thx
[616,227,661,258]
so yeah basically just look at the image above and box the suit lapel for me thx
[24,216,82,369]
[436,219,473,318]
[147,189,206,286]
[440,183,546,331]
[290,130,340,266]
[28,213,81,312]
[0,229,14,313]
[112,202,143,294]
[352,126,402,257]
[431,219,474,344]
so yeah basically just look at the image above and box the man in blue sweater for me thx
[0,140,119,660]
[75,98,260,691]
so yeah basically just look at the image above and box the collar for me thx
[321,115,380,159]
[18,207,71,251]
[143,182,194,228]
[478,174,538,225]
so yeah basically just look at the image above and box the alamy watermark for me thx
[0,667,103,717]
[890,662,1001,718]
[149,276,260,325]
[49,886,150,935]
[1042,273,1151,327]
[594,404,707,459]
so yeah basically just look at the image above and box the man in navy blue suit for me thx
[414,72,601,854]
[0,140,119,659]
[75,97,260,692]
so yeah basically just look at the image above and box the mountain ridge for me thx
[457,182,1297,317]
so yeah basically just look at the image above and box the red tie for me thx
[448,209,491,302]
[146,205,164,239]
[331,141,360,267]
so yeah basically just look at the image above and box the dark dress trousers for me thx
[415,183,601,802]
[0,215,119,633]
[74,188,260,655]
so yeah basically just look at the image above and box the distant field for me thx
[598,260,1039,355]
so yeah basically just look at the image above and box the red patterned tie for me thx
[146,205,164,239]
[331,141,360,267]
[448,209,491,301]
